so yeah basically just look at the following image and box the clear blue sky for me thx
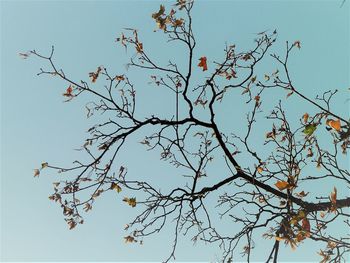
[1,0,349,262]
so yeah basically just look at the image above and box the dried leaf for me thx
[306,148,313,157]
[123,197,137,207]
[254,95,260,103]
[19,52,30,59]
[302,218,310,232]
[135,42,143,53]
[302,113,309,124]
[296,191,309,198]
[83,203,92,212]
[89,67,102,83]
[111,182,122,193]
[242,53,251,61]
[41,162,49,169]
[115,75,125,81]
[68,220,77,230]
[63,85,73,97]
[34,169,40,177]
[124,235,137,243]
[198,56,208,71]
[152,5,165,19]
[286,91,294,98]
[330,187,337,205]
[173,19,184,27]
[294,40,301,49]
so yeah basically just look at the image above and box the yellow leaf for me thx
[275,180,290,191]
[257,166,263,174]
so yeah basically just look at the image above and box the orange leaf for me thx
[326,119,341,131]
[275,180,290,191]
[302,113,309,124]
[198,57,208,71]
[257,166,263,173]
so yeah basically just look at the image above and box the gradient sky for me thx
[1,0,349,262]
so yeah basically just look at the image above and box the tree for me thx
[25,0,349,261]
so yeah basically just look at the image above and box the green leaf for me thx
[303,124,317,136]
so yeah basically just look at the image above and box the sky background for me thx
[1,0,349,262]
